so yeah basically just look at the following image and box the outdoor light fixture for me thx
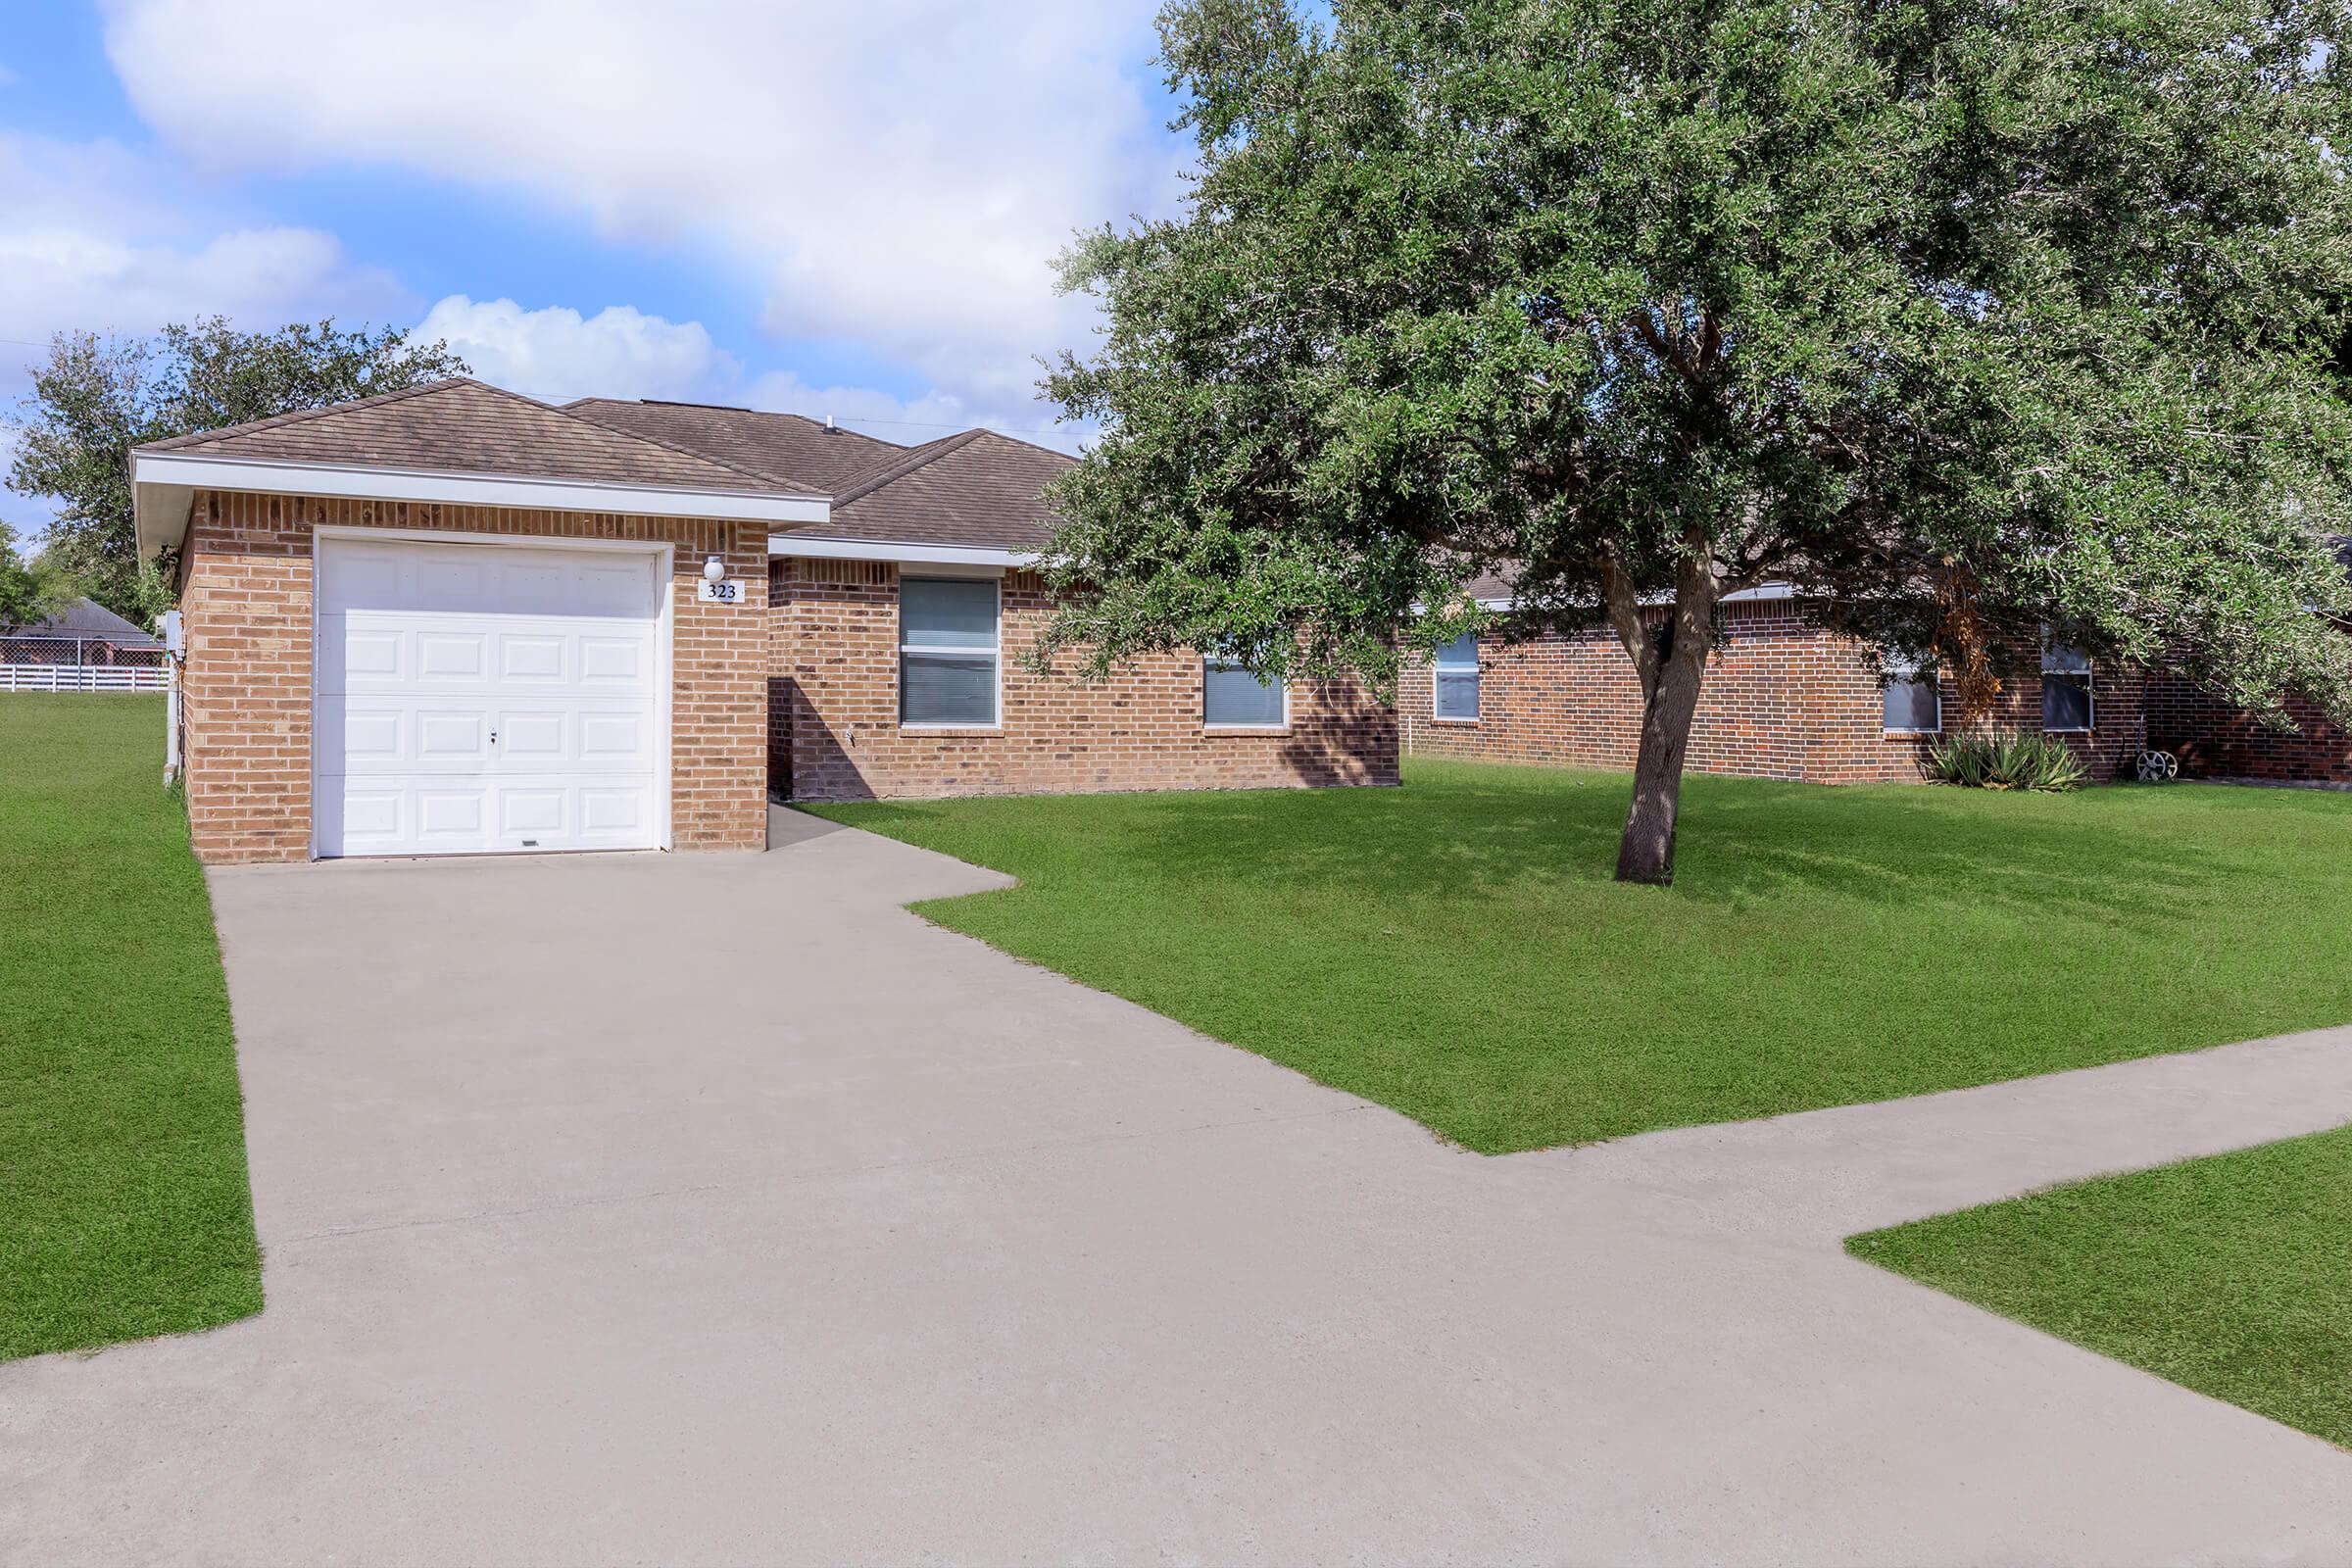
[703,555,725,583]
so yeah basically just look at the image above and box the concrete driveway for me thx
[6,808,2352,1565]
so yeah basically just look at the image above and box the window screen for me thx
[1203,658,1286,726]
[1434,632,1480,720]
[1882,661,1939,732]
[2040,640,2093,732]
[901,577,999,725]
[2041,673,2093,732]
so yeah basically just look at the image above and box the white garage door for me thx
[315,536,667,858]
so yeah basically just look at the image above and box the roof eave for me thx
[132,449,833,558]
[768,534,1044,569]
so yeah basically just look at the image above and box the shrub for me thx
[1927,730,2087,791]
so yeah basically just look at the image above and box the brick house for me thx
[1394,580,2341,786]
[132,378,1396,865]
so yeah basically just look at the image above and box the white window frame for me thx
[899,574,1002,730]
[1200,654,1291,731]
[1433,631,1481,723]
[2040,638,2094,734]
[1881,655,1942,735]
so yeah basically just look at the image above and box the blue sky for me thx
[1,2,1191,524]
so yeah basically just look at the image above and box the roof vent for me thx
[824,414,838,432]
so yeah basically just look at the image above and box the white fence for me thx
[0,664,169,692]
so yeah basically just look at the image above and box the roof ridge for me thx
[957,425,1079,465]
[136,376,467,452]
[831,428,987,506]
[556,397,823,494]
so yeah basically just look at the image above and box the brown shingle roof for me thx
[564,399,895,492]
[579,399,1077,553]
[809,429,1074,551]
[2,596,161,644]
[139,378,806,495]
[141,380,1075,552]
[1464,567,1517,603]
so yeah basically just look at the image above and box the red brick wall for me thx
[1397,600,1935,782]
[770,557,1397,799]
[1982,661,2148,781]
[2142,676,2352,783]
[179,489,769,863]
[1396,599,2149,784]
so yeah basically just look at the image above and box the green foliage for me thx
[1043,0,2352,722]
[0,696,261,1359]
[4,318,467,628]
[1850,1124,2352,1450]
[0,521,73,629]
[1927,729,2089,791]
[807,758,2352,1152]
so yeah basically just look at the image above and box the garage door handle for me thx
[489,729,498,745]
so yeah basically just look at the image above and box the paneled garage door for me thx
[315,535,667,858]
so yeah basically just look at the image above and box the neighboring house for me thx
[1,597,164,660]
[128,378,1396,866]
[1399,581,2344,785]
[2,597,169,691]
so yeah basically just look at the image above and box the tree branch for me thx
[1626,309,1701,386]
[1598,544,1657,700]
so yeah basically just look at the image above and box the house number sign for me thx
[697,578,747,605]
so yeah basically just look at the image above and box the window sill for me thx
[901,723,1003,734]
[2042,728,2092,736]
[1432,715,1481,725]
[1203,724,1291,735]
[1884,728,1940,737]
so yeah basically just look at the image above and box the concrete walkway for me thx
[5,808,2351,1565]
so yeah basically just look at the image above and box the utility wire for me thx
[830,413,1067,436]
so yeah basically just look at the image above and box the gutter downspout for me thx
[161,609,183,786]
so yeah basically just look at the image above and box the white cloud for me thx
[400,295,1089,452]
[416,295,733,405]
[0,132,407,346]
[0,129,412,526]
[100,0,1179,423]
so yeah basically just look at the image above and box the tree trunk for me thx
[1598,526,1721,887]
[1613,633,1708,885]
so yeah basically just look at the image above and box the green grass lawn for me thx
[1849,1125,2352,1448]
[805,759,2352,1152]
[1,694,261,1361]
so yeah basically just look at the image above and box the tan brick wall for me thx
[1396,600,2153,784]
[179,489,769,863]
[770,557,1398,799]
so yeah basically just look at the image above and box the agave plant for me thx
[1927,731,2087,792]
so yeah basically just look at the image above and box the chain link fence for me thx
[0,635,170,691]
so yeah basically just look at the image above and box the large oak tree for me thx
[1041,0,2352,884]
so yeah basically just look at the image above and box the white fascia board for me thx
[768,534,1041,569]
[131,451,830,557]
